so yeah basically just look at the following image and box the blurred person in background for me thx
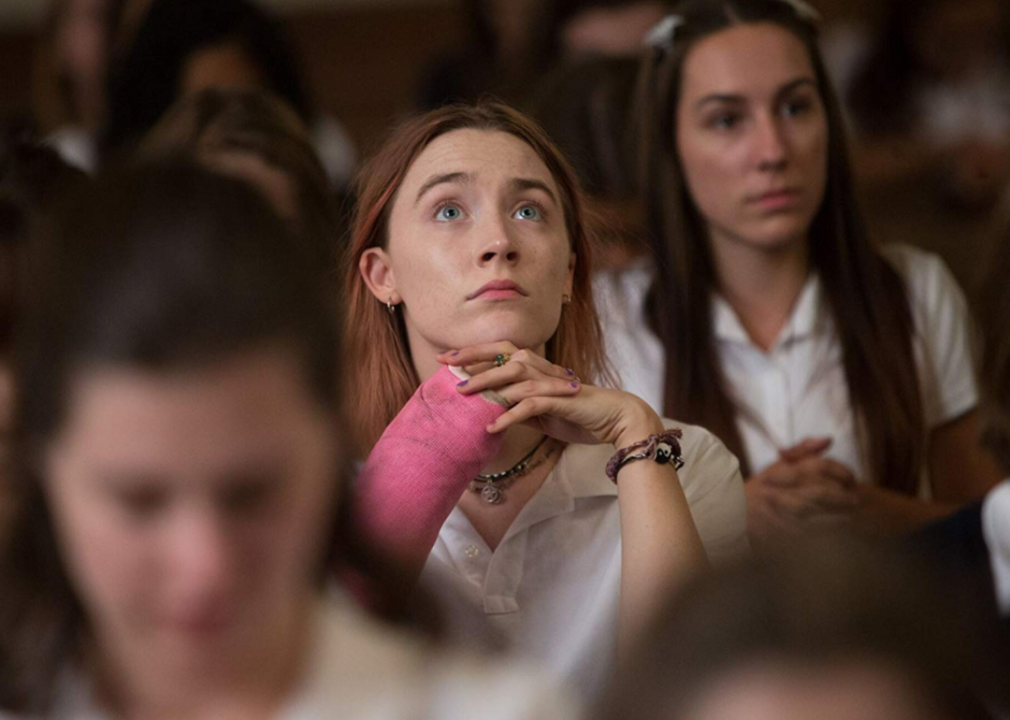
[31,0,126,173]
[915,189,1010,641]
[0,129,86,520]
[344,100,748,700]
[101,0,356,189]
[847,0,1010,211]
[419,0,667,109]
[0,162,576,720]
[137,88,344,272]
[595,540,1009,720]
[610,0,1002,547]
[530,57,645,271]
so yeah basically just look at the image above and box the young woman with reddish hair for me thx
[344,101,748,699]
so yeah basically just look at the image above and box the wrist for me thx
[613,401,666,450]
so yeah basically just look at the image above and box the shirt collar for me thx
[713,272,825,348]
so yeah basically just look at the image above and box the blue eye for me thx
[513,204,543,221]
[435,204,463,221]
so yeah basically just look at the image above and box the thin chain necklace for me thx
[469,435,551,505]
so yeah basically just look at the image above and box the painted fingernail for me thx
[570,382,580,389]
[457,380,468,387]
[565,368,575,376]
[451,350,461,357]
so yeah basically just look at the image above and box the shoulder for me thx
[297,596,579,720]
[662,419,750,562]
[670,419,743,486]
[591,262,653,325]
[878,244,966,312]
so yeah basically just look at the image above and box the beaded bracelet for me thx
[606,429,685,484]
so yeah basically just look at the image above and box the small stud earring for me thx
[562,294,572,305]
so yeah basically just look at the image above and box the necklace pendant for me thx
[480,484,504,504]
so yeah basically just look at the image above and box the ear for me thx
[360,247,399,304]
[564,251,576,298]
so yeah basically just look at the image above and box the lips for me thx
[749,187,802,211]
[467,279,529,300]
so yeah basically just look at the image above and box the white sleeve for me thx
[671,420,750,564]
[884,245,978,427]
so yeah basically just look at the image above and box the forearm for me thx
[614,418,708,660]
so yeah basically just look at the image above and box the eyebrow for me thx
[509,177,559,206]
[414,171,473,206]
[694,77,818,111]
[413,172,559,206]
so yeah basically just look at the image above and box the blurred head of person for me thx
[32,0,126,135]
[596,541,1007,720]
[101,0,311,162]
[0,162,345,715]
[635,0,924,489]
[342,100,609,453]
[531,56,644,268]
[849,0,1010,136]
[138,87,341,271]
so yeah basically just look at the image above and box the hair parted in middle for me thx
[635,0,925,492]
[342,100,609,454]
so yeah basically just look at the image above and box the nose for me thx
[754,113,788,172]
[476,213,520,266]
[165,505,235,607]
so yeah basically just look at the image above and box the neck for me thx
[91,595,312,720]
[710,234,810,352]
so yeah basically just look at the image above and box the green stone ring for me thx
[494,352,511,367]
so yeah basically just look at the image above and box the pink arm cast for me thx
[354,365,508,572]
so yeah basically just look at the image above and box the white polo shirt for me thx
[16,596,577,720]
[421,421,748,700]
[594,245,977,483]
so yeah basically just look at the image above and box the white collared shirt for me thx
[595,245,977,484]
[9,596,577,720]
[421,421,748,700]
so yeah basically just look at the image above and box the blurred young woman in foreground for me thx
[0,162,573,719]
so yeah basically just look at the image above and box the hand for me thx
[745,437,859,545]
[438,342,662,448]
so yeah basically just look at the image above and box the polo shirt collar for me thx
[713,272,825,348]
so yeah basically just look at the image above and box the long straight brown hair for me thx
[637,0,924,492]
[342,100,609,454]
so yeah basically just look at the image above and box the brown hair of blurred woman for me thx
[138,88,342,273]
[596,540,1009,720]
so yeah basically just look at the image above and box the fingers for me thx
[819,459,857,489]
[487,396,558,434]
[437,343,517,368]
[777,436,832,463]
[491,378,582,408]
[447,347,577,391]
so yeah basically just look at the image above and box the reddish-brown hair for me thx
[342,100,608,454]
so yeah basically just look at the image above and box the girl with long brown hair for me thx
[344,100,748,699]
[600,0,1001,545]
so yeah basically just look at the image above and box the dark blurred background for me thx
[0,0,1005,293]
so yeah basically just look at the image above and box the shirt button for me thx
[464,544,480,559]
